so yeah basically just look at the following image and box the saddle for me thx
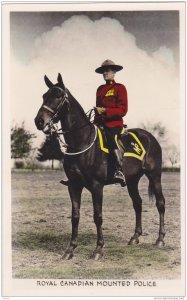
[97,126,146,161]
[60,126,146,187]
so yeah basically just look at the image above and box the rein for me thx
[59,125,98,156]
[56,108,95,135]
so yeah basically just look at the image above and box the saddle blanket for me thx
[97,127,146,161]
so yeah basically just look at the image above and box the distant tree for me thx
[166,144,180,168]
[11,122,36,160]
[37,134,64,168]
[140,122,180,168]
[140,121,167,144]
[140,121,169,166]
[25,147,39,171]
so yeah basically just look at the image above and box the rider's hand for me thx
[96,107,106,115]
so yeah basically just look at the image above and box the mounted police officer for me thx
[94,59,128,185]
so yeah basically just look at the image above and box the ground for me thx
[12,170,181,279]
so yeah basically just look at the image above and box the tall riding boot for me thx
[113,149,126,186]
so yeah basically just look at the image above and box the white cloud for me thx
[11,16,180,148]
[152,46,175,68]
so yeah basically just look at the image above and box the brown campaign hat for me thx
[95,59,123,74]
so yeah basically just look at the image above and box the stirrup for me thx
[114,170,126,187]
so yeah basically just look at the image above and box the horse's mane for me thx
[67,90,90,123]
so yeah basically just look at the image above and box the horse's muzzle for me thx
[34,117,44,131]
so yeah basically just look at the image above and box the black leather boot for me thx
[113,149,126,187]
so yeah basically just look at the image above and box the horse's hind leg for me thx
[91,182,104,260]
[62,182,83,260]
[147,172,166,247]
[127,178,143,245]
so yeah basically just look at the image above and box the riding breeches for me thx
[104,126,123,150]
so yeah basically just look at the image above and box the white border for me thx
[1,1,186,297]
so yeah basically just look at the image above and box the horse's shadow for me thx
[12,230,171,260]
[13,231,70,254]
[12,230,123,255]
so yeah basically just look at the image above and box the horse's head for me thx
[34,73,68,134]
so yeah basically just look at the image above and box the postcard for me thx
[2,1,186,298]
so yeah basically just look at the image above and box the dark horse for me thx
[34,73,166,260]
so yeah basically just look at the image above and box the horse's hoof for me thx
[91,250,104,261]
[128,237,139,245]
[93,253,102,261]
[156,240,165,248]
[62,251,74,260]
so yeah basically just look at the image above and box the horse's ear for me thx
[57,73,65,88]
[44,75,53,88]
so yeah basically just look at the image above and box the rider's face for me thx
[103,68,116,81]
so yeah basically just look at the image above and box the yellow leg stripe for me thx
[115,127,126,150]
[121,127,125,134]
[115,134,120,150]
[97,128,109,153]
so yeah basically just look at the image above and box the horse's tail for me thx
[148,180,155,201]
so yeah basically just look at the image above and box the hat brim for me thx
[95,64,123,74]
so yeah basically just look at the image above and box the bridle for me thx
[42,86,69,126]
[41,86,97,156]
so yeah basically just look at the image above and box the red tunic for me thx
[94,80,128,128]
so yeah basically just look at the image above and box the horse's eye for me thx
[54,90,62,98]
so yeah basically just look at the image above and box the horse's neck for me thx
[60,97,94,147]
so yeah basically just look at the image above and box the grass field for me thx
[12,170,181,279]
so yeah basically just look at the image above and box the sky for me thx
[10,8,181,149]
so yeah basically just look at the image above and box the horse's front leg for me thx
[62,182,83,260]
[91,182,104,260]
